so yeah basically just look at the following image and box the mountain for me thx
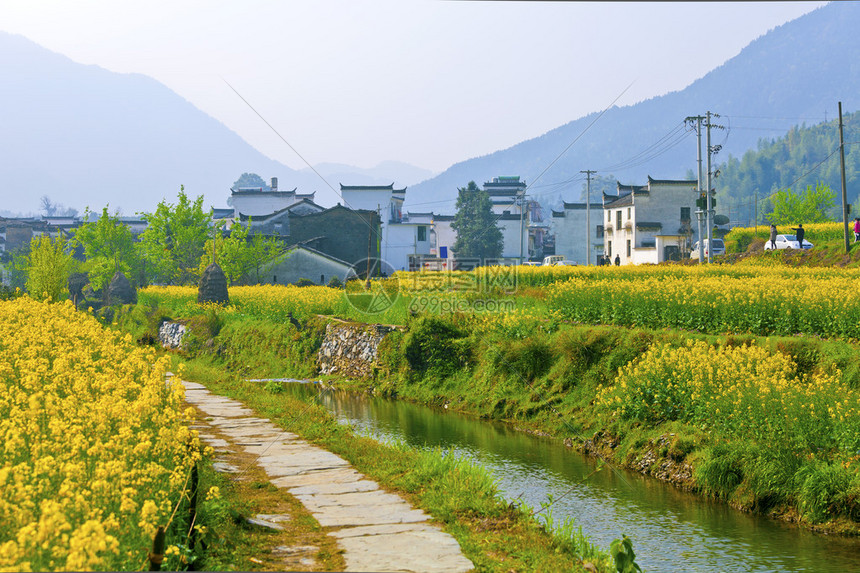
[407,2,859,214]
[302,161,435,189]
[713,110,860,224]
[0,33,433,216]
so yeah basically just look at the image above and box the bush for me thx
[294,277,316,287]
[403,316,472,378]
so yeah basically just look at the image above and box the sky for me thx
[0,1,828,175]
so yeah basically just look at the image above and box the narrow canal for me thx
[279,382,860,572]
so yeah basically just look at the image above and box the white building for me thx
[231,177,316,218]
[602,177,698,265]
[551,202,605,265]
[339,184,432,271]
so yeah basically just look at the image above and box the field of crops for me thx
[143,263,860,340]
[0,297,202,571]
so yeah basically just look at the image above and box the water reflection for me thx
[278,382,860,572]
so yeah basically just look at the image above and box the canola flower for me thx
[0,297,201,571]
[545,265,860,339]
[597,340,860,455]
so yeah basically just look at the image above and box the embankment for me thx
[133,306,860,536]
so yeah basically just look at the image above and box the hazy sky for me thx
[0,1,827,174]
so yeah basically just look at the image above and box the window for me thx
[608,241,612,257]
[681,207,691,222]
[616,211,622,229]
[627,207,631,220]
[596,225,604,239]
[607,210,611,222]
[417,226,427,242]
[626,239,631,257]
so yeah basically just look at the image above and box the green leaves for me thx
[610,535,642,573]
[451,181,504,260]
[139,186,210,285]
[767,182,836,225]
[73,206,137,290]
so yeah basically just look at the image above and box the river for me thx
[276,381,860,572]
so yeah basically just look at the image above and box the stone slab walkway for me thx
[180,378,474,573]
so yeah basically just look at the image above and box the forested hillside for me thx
[408,2,860,214]
[716,111,860,225]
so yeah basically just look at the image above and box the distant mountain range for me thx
[0,33,429,216]
[3,2,857,219]
[407,2,860,214]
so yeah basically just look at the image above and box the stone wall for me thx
[318,321,400,379]
[158,321,188,350]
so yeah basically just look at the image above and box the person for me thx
[792,223,805,248]
[853,218,860,243]
[614,254,621,266]
[769,224,777,250]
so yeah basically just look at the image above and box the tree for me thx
[40,195,79,218]
[26,235,74,302]
[451,181,503,261]
[73,206,138,290]
[766,182,836,225]
[198,219,283,285]
[139,187,210,285]
[231,173,268,190]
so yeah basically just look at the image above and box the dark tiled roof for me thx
[562,202,590,210]
[340,183,406,194]
[636,222,663,230]
[232,188,298,195]
[604,193,634,208]
[551,210,564,218]
[432,214,454,221]
[647,176,698,186]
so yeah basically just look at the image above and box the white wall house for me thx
[430,214,455,261]
[551,202,605,265]
[340,184,432,271]
[602,177,698,265]
[231,177,316,218]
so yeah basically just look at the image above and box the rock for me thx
[106,271,137,305]
[158,321,188,350]
[198,263,229,305]
[67,272,88,305]
[317,322,401,379]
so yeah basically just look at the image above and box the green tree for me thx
[451,181,503,261]
[139,187,210,285]
[26,235,74,302]
[73,206,138,290]
[198,219,283,285]
[766,182,836,225]
[231,173,268,190]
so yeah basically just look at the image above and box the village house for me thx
[602,177,698,265]
[338,184,431,271]
[551,202,605,265]
[230,176,317,219]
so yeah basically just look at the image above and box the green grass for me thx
[178,357,612,572]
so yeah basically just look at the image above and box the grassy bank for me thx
[123,262,860,535]
[177,357,612,572]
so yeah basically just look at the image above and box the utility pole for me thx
[705,111,724,264]
[686,115,705,264]
[581,170,596,265]
[519,193,527,264]
[839,102,850,254]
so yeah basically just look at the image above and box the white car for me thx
[554,260,578,266]
[690,239,726,260]
[542,255,565,266]
[764,234,813,250]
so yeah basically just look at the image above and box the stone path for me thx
[179,378,474,573]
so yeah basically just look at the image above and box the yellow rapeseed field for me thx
[0,297,201,571]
